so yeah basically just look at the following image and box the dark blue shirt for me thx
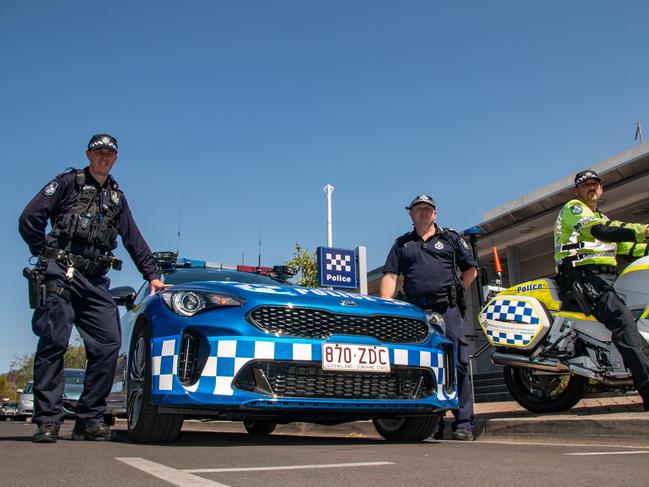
[383,225,477,299]
[19,167,158,281]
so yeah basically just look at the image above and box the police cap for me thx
[88,134,118,153]
[406,194,436,210]
[574,169,602,187]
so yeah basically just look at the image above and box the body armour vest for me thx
[51,170,121,252]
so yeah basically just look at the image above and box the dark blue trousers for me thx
[430,304,474,432]
[31,260,120,427]
[582,274,649,402]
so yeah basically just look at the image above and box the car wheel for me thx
[127,324,184,443]
[243,420,277,436]
[372,414,442,442]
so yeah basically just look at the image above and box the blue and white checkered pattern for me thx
[325,252,352,272]
[481,298,541,346]
[485,328,529,346]
[483,299,540,325]
[151,337,455,402]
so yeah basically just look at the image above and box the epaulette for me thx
[107,175,120,191]
[55,167,77,178]
[395,230,415,243]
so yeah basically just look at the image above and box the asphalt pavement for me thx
[2,417,649,487]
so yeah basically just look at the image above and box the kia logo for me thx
[339,300,357,307]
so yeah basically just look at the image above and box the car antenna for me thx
[176,197,183,255]
[257,221,263,268]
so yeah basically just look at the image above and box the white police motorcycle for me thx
[477,256,649,412]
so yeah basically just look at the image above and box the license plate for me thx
[322,343,390,373]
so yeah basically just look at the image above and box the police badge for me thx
[43,181,58,196]
[570,204,583,215]
[435,241,444,250]
[111,190,120,205]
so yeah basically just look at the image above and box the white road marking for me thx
[183,461,395,473]
[566,451,649,456]
[116,457,231,487]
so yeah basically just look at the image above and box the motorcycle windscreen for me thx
[478,295,551,349]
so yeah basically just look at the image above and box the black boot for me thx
[32,423,60,443]
[451,428,474,441]
[71,422,111,441]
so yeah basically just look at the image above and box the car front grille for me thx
[232,361,436,400]
[246,306,429,344]
[177,330,210,386]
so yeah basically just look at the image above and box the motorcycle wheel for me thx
[503,366,587,413]
[127,322,184,443]
[372,414,441,442]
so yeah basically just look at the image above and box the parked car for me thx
[62,368,85,417]
[17,382,33,421]
[106,253,457,443]
[17,369,85,421]
[1,401,19,420]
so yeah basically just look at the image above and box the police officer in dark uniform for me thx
[380,195,478,441]
[19,134,169,443]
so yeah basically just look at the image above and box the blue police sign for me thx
[317,247,358,289]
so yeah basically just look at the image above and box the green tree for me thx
[8,338,86,389]
[0,374,17,401]
[285,242,318,287]
[9,352,34,390]
[64,338,87,369]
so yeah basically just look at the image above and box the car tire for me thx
[243,420,277,436]
[127,323,184,444]
[372,414,442,442]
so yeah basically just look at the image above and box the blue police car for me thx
[107,252,457,443]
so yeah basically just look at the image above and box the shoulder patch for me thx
[43,181,58,196]
[570,204,583,215]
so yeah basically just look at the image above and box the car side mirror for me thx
[110,286,137,311]
[16,389,23,394]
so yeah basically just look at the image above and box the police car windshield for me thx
[162,269,291,286]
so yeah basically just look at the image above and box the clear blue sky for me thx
[2,1,648,372]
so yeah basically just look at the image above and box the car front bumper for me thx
[150,333,458,413]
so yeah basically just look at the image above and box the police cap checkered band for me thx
[87,134,118,153]
[574,170,602,186]
[406,194,436,210]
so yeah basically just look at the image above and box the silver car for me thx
[1,401,19,420]
[17,382,33,421]
[17,369,85,421]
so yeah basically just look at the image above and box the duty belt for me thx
[407,288,456,309]
[41,247,122,277]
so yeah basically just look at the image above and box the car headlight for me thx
[425,311,446,336]
[161,290,245,317]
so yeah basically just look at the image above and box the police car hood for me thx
[175,281,424,318]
